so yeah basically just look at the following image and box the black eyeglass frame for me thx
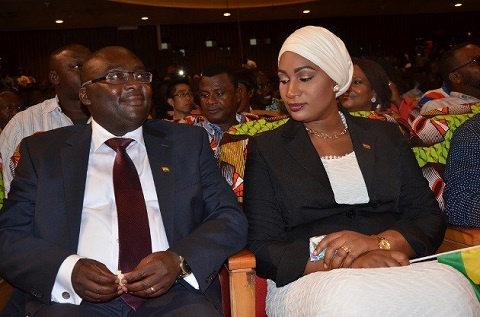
[81,71,153,88]
[449,55,480,73]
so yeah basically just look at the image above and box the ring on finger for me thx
[340,245,351,254]
[150,286,155,293]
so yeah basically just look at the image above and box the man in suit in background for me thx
[0,46,247,317]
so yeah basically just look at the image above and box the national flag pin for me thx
[161,166,170,172]
[362,143,371,150]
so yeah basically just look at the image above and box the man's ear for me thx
[167,98,175,108]
[49,71,60,85]
[248,88,255,99]
[79,87,91,106]
[448,72,461,84]
[235,87,241,103]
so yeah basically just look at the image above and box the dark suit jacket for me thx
[244,109,446,287]
[0,119,248,315]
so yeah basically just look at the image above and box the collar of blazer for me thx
[280,106,378,201]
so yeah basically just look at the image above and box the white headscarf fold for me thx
[278,26,353,97]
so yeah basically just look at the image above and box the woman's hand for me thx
[349,249,410,268]
[313,231,379,270]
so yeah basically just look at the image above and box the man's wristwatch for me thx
[376,236,391,250]
[178,255,192,278]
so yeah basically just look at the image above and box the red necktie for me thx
[105,138,152,311]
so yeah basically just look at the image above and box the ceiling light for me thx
[454,3,462,7]
[303,10,310,14]
[224,12,231,17]
[55,20,64,24]
[141,16,149,20]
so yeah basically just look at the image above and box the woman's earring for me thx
[333,84,340,92]
[371,97,377,103]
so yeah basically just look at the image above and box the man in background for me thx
[0,44,91,196]
[420,43,480,114]
[0,89,25,132]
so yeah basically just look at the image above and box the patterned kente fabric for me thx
[352,103,480,211]
[222,118,289,203]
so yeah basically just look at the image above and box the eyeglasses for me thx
[449,55,480,73]
[81,71,152,88]
[173,91,194,98]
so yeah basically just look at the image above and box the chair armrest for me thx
[438,226,480,253]
[445,226,480,245]
[227,249,256,317]
[0,278,14,313]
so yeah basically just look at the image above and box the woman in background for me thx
[244,26,479,316]
[339,57,392,113]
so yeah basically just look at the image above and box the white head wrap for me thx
[278,26,353,97]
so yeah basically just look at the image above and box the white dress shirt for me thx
[51,119,198,305]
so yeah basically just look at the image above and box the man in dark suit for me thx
[0,46,247,317]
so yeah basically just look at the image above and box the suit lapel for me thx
[61,125,91,251]
[283,120,333,194]
[143,124,176,243]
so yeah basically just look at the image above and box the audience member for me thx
[165,78,195,121]
[444,113,480,227]
[339,57,392,112]
[235,68,257,113]
[0,89,25,132]
[0,44,91,196]
[420,43,480,114]
[244,26,479,316]
[0,46,247,317]
[195,64,248,160]
[252,70,284,112]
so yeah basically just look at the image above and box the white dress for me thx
[266,261,480,317]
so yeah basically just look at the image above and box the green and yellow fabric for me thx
[438,246,480,301]
[223,118,289,203]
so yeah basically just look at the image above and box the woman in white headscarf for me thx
[243,26,480,316]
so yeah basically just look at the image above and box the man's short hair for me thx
[439,43,472,83]
[166,78,191,99]
[201,64,238,88]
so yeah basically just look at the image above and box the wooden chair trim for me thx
[0,278,14,313]
[227,249,256,271]
[445,226,480,245]
[227,250,256,317]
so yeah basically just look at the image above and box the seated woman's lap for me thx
[267,262,480,317]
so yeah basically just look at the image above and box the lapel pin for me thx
[362,143,371,150]
[161,166,170,173]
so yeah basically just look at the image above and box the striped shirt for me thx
[420,91,479,114]
[0,97,73,196]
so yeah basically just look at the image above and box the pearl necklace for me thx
[305,112,348,140]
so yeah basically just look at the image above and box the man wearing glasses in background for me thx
[0,46,247,317]
[165,78,196,122]
[420,43,480,114]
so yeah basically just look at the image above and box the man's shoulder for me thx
[25,124,85,142]
[4,98,57,126]
[20,97,57,114]
[145,119,206,138]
